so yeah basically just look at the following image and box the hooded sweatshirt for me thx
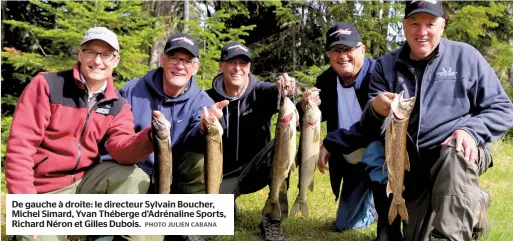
[102,67,214,175]
[206,73,279,175]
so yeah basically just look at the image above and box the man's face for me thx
[160,49,199,90]
[78,40,119,83]
[219,57,251,89]
[403,13,445,61]
[328,43,366,81]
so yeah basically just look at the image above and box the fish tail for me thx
[290,196,309,218]
[398,199,409,223]
[388,201,398,225]
[262,199,281,221]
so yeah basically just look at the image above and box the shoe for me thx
[182,235,205,241]
[260,216,285,241]
[472,189,491,240]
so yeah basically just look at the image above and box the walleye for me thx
[202,107,224,194]
[382,91,415,224]
[263,96,298,221]
[290,99,321,218]
[151,111,173,194]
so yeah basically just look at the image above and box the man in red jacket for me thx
[5,26,167,241]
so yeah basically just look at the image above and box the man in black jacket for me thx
[300,22,401,241]
[206,42,295,241]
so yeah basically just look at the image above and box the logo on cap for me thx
[227,45,249,53]
[411,0,438,4]
[172,37,194,46]
[329,29,352,38]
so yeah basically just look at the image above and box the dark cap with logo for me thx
[164,33,199,57]
[325,22,361,51]
[404,0,443,19]
[220,42,252,62]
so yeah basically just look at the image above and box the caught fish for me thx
[263,97,298,221]
[151,111,172,194]
[290,99,321,218]
[382,91,415,224]
[202,107,224,194]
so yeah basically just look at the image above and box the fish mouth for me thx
[281,112,293,125]
[307,120,319,127]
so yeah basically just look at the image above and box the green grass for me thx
[2,140,512,241]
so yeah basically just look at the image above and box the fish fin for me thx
[388,201,398,225]
[383,159,388,174]
[381,117,389,136]
[280,182,287,193]
[398,199,409,223]
[313,127,320,143]
[308,180,314,192]
[405,154,410,172]
[288,126,294,141]
[263,200,282,221]
[290,195,301,216]
[386,181,392,197]
[402,185,405,191]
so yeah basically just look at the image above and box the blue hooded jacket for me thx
[102,67,214,175]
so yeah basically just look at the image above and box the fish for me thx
[151,111,173,194]
[263,96,298,221]
[202,107,224,194]
[382,90,416,224]
[290,99,321,218]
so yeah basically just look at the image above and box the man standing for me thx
[6,27,164,241]
[362,2,513,240]
[206,42,295,241]
[301,22,402,241]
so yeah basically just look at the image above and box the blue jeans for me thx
[335,141,387,231]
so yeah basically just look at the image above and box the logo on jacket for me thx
[436,66,457,77]
[242,109,253,116]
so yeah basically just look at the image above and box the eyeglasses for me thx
[167,55,196,68]
[329,45,363,55]
[81,49,117,61]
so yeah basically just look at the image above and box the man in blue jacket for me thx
[300,22,401,241]
[362,2,513,241]
[206,42,296,241]
[102,33,227,241]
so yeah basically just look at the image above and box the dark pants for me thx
[219,139,289,220]
[404,140,492,241]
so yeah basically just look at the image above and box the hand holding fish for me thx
[317,144,330,174]
[301,87,321,111]
[441,129,477,162]
[372,92,397,117]
[200,100,229,132]
[277,73,296,97]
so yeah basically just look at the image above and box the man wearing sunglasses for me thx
[300,22,401,241]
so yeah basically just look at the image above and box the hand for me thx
[301,87,321,110]
[317,144,331,174]
[277,73,296,97]
[200,100,229,132]
[152,110,171,130]
[441,129,477,162]
[371,92,396,117]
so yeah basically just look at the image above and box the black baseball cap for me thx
[164,33,199,57]
[404,0,443,19]
[220,42,252,62]
[325,22,361,51]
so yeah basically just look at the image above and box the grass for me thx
[2,140,512,241]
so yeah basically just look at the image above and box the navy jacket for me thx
[361,39,513,190]
[102,68,214,175]
[206,73,279,175]
[297,57,376,199]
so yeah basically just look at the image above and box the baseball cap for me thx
[325,22,361,51]
[164,33,199,57]
[404,0,443,19]
[220,42,252,62]
[81,27,120,51]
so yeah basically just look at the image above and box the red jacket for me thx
[6,65,154,194]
